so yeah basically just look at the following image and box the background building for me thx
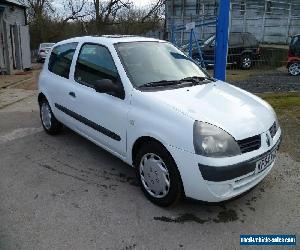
[166,0,300,44]
[0,0,31,75]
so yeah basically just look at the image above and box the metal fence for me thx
[231,0,300,44]
[164,0,295,71]
[166,0,300,44]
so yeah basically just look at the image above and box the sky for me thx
[52,0,154,15]
[52,0,154,9]
[134,0,153,7]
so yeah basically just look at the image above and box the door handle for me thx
[69,91,76,98]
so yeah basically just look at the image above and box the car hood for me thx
[144,81,275,140]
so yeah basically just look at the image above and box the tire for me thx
[288,62,300,76]
[239,54,252,70]
[39,98,62,135]
[134,141,183,207]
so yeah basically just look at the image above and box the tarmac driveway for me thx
[0,96,299,250]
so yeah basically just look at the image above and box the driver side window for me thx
[75,44,119,88]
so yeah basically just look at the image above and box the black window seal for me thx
[74,42,125,100]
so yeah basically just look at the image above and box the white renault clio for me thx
[38,36,281,206]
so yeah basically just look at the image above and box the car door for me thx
[63,43,128,157]
[45,42,78,125]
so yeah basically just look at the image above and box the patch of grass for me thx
[208,69,277,82]
[259,92,300,113]
[258,92,300,161]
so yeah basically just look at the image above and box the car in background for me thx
[183,32,261,69]
[37,43,55,62]
[287,34,300,76]
[180,38,204,52]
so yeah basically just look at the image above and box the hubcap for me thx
[41,102,52,130]
[289,63,300,76]
[139,153,170,198]
[242,57,251,68]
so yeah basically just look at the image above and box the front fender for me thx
[126,90,195,165]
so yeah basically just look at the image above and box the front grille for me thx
[237,135,261,154]
[269,122,277,138]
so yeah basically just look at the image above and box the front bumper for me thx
[167,128,282,202]
[199,136,281,182]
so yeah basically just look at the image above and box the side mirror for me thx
[94,79,124,99]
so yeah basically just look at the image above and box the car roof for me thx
[55,35,164,47]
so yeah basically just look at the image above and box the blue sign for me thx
[240,235,296,246]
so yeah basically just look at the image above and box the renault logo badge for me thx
[266,134,271,147]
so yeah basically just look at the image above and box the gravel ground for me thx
[230,71,300,93]
[0,68,299,249]
[0,93,299,250]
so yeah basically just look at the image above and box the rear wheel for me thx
[135,141,183,207]
[288,62,300,76]
[39,98,62,135]
[239,54,252,69]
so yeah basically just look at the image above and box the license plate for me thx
[255,150,277,173]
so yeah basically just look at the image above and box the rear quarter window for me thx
[48,42,78,79]
[291,36,299,47]
[290,36,300,57]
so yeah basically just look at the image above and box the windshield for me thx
[115,42,207,88]
[291,36,300,47]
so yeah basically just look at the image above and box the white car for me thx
[38,36,281,207]
[37,43,55,62]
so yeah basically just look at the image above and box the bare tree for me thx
[62,0,88,23]
[20,0,166,48]
[91,0,132,32]
[18,0,54,22]
[141,0,166,23]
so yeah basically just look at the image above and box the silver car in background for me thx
[37,43,55,62]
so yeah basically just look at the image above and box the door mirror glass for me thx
[94,79,124,99]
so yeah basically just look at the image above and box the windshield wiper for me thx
[140,76,215,89]
[180,76,215,83]
[140,80,182,88]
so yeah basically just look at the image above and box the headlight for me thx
[193,121,241,157]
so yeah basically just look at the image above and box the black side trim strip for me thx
[55,103,121,141]
[198,136,282,182]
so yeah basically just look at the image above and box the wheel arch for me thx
[287,60,300,67]
[38,92,47,106]
[131,135,186,204]
[131,136,169,167]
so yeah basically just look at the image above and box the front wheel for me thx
[239,54,253,69]
[135,141,183,207]
[288,62,300,76]
[39,99,62,135]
